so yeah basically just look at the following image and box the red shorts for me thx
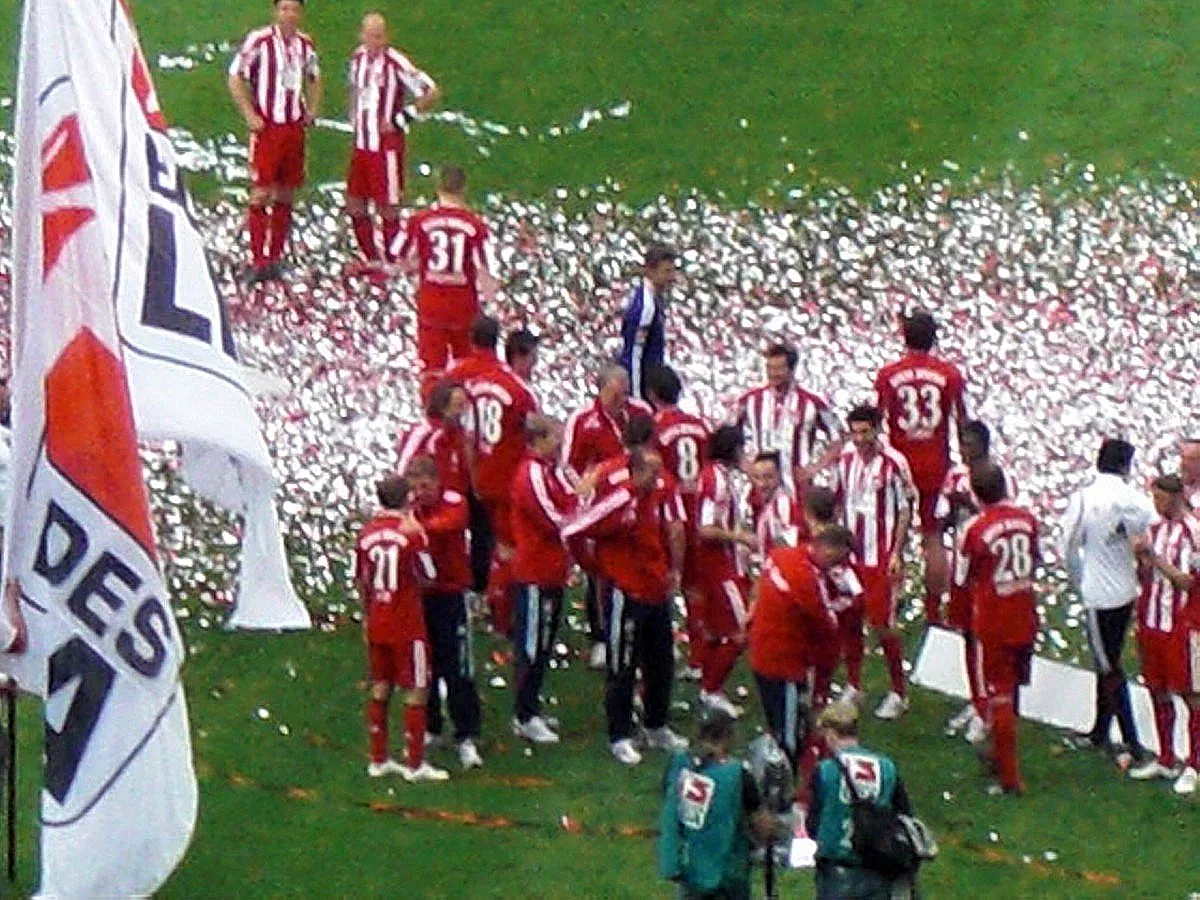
[417,324,473,375]
[368,638,430,690]
[250,122,306,189]
[701,577,750,638]
[946,584,972,633]
[860,566,897,629]
[346,135,406,206]
[982,642,1033,696]
[1138,629,1186,694]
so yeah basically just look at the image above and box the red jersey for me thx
[696,462,749,579]
[355,513,432,644]
[560,396,655,485]
[748,547,839,681]
[511,455,576,587]
[655,407,711,503]
[730,382,838,493]
[752,486,806,554]
[956,502,1040,646]
[396,417,470,496]
[465,364,539,503]
[444,348,501,384]
[349,45,436,152]
[228,26,320,126]
[831,443,916,569]
[413,489,471,592]
[1137,515,1200,634]
[398,205,495,329]
[873,351,968,486]
[562,457,679,601]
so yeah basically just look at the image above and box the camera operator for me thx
[658,709,775,899]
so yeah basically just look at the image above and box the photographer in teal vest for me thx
[806,701,916,900]
[658,708,774,899]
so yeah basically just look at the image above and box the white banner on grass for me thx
[1,0,196,892]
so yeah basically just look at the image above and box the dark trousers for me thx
[754,671,811,766]
[467,491,493,594]
[815,861,912,899]
[585,573,610,642]
[513,584,564,722]
[1085,602,1138,747]
[422,591,482,741]
[606,589,673,741]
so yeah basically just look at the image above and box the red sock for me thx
[486,556,514,636]
[1189,703,1200,769]
[965,634,987,718]
[839,611,864,690]
[382,215,401,262]
[701,640,741,694]
[991,696,1021,790]
[1153,696,1177,767]
[925,587,944,626]
[880,630,906,697]
[351,212,378,260]
[248,203,269,266]
[367,698,389,764]
[684,593,707,671]
[268,202,293,262]
[404,703,427,770]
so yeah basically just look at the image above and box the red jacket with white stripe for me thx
[511,454,576,587]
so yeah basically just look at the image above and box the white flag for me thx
[2,0,196,893]
[79,0,308,631]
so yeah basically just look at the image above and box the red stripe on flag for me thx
[44,329,156,556]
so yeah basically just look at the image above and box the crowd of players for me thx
[228,1,1200,802]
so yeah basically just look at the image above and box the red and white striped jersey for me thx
[729,383,837,492]
[754,487,805,554]
[935,461,1020,529]
[396,417,470,496]
[229,26,320,125]
[696,463,749,577]
[831,442,916,568]
[349,45,436,152]
[1138,515,1200,634]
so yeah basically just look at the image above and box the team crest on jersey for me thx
[677,769,716,829]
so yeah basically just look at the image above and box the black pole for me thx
[763,847,776,900]
[4,687,14,883]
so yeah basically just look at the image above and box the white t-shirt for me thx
[1061,472,1155,609]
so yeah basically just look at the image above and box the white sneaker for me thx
[680,665,703,682]
[644,726,689,751]
[700,690,744,719]
[944,704,975,736]
[401,761,450,783]
[367,758,406,778]
[839,685,862,707]
[874,692,909,720]
[458,739,484,770]
[1129,760,1180,781]
[963,713,989,745]
[513,716,561,744]
[588,642,607,670]
[611,738,643,766]
[1173,766,1198,795]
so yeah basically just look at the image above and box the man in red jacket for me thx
[397,380,471,497]
[509,415,576,743]
[563,446,688,765]
[407,455,483,770]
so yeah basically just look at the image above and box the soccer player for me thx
[395,166,500,389]
[936,420,1018,743]
[396,380,471,497]
[831,405,916,719]
[406,456,484,770]
[749,527,853,766]
[646,365,710,678]
[562,447,689,765]
[955,462,1040,795]
[619,245,678,401]
[873,310,968,625]
[345,13,440,273]
[227,0,322,284]
[694,426,757,717]
[1128,475,1200,786]
[510,415,576,743]
[466,328,541,636]
[354,475,449,782]
[729,343,840,496]
[561,365,655,667]
[750,451,805,554]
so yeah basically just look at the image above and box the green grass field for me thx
[2,0,1199,897]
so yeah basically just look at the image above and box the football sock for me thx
[382,214,401,262]
[965,634,987,718]
[1153,697,1176,767]
[880,630,906,697]
[924,586,943,625]
[268,202,293,262]
[351,212,378,260]
[367,698,389,764]
[248,203,269,267]
[991,695,1020,790]
[1188,703,1200,769]
[701,641,740,694]
[486,556,514,637]
[404,703,427,769]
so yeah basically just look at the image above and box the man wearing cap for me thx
[620,244,678,402]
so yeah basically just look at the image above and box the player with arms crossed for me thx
[345,13,440,275]
[228,0,322,285]
[396,166,500,395]
[955,462,1040,795]
[832,405,916,719]
[355,474,449,782]
[1128,474,1200,791]
[874,310,968,625]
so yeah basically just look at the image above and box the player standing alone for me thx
[228,0,322,285]
[345,13,440,275]
[396,166,500,394]
[354,475,449,782]
[874,310,968,624]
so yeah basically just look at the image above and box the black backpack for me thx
[833,755,937,877]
